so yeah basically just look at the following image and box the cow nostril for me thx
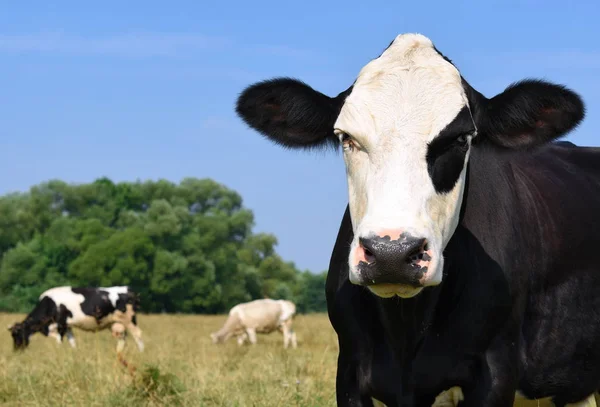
[407,253,420,262]
[405,239,428,264]
[358,237,377,264]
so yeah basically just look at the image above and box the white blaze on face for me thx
[333,33,473,291]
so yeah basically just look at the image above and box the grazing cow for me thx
[210,299,298,348]
[7,286,144,353]
[235,33,600,406]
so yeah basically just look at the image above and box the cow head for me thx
[7,322,30,350]
[236,33,585,299]
[210,332,227,344]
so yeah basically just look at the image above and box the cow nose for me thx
[355,234,429,286]
[359,235,427,265]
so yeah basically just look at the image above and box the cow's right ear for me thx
[236,77,344,150]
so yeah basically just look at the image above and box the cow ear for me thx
[480,79,585,149]
[236,77,344,150]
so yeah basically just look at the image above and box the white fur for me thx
[333,33,474,296]
[276,299,296,324]
[211,299,298,349]
[47,323,61,344]
[66,328,76,348]
[99,286,129,308]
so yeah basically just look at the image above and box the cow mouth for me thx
[367,283,424,299]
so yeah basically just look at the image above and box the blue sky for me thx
[1,1,599,273]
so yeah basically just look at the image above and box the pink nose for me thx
[354,241,376,265]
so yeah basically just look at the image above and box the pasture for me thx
[0,313,338,407]
[0,312,591,407]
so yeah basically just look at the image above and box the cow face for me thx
[236,33,584,299]
[7,323,30,350]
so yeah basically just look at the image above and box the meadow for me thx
[0,313,338,407]
[2,312,592,407]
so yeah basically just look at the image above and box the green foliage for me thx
[0,177,328,314]
[296,271,328,313]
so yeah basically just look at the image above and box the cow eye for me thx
[338,133,355,152]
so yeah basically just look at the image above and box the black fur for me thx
[426,106,474,193]
[237,35,594,406]
[8,296,59,350]
[56,304,73,338]
[553,140,576,147]
[235,78,352,151]
[327,141,600,406]
[473,79,585,150]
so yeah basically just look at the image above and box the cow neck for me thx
[459,143,555,276]
[374,280,444,361]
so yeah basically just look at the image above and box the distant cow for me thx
[210,299,298,348]
[7,286,144,353]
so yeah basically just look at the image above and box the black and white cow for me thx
[235,33,600,406]
[7,286,144,353]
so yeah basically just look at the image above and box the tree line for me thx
[0,177,327,314]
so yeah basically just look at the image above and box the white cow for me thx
[210,299,298,349]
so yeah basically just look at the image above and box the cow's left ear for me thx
[479,79,585,149]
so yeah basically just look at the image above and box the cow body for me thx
[8,286,144,353]
[210,299,298,348]
[329,139,600,406]
[235,33,600,406]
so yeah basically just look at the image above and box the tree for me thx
[0,177,328,314]
[295,271,328,313]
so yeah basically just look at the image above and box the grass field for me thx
[0,313,339,407]
[2,312,594,407]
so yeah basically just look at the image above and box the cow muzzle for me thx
[12,338,29,351]
[349,229,437,298]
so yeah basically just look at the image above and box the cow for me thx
[235,32,600,406]
[7,286,144,353]
[210,299,298,349]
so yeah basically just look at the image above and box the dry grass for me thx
[0,313,338,407]
[2,312,577,407]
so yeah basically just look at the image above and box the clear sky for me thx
[1,1,599,273]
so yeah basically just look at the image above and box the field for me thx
[0,313,339,407]
[2,312,593,407]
